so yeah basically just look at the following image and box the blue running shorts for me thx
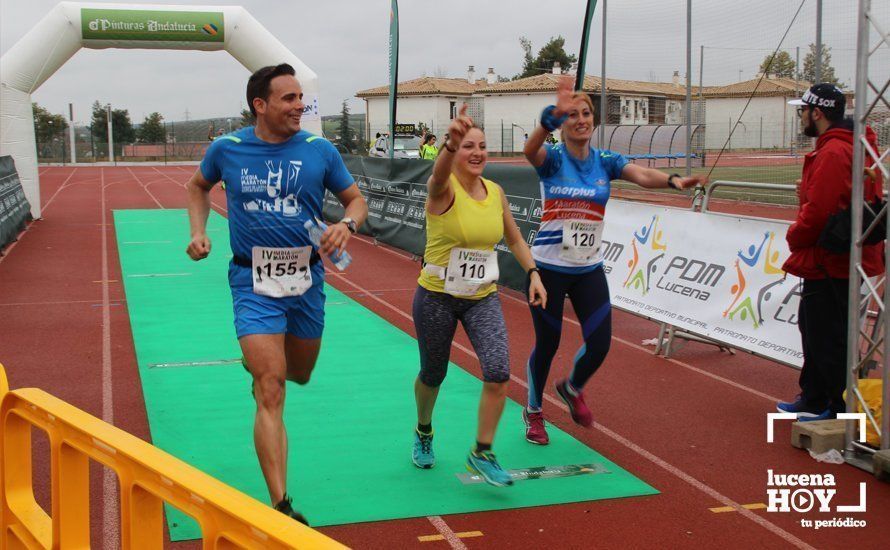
[228,261,326,339]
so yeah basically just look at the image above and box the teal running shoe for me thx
[466,450,513,487]
[412,429,435,469]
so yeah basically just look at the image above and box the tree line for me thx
[32,101,163,145]
[758,43,841,85]
[511,36,841,86]
[32,101,263,148]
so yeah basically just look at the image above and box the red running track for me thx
[1,166,887,549]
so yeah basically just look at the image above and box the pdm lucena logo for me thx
[723,231,785,328]
[623,215,667,295]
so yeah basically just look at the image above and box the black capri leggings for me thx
[412,286,510,387]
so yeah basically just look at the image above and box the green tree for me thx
[91,101,136,146]
[32,103,68,144]
[514,36,535,80]
[112,109,136,145]
[240,108,256,128]
[335,100,357,153]
[802,43,841,86]
[138,112,165,143]
[32,103,68,158]
[514,36,577,80]
[758,50,796,78]
[90,101,105,141]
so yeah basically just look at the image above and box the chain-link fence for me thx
[34,115,370,163]
[34,123,71,164]
[36,117,248,164]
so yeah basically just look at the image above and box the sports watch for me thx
[340,217,357,234]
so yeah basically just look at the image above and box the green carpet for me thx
[113,209,658,541]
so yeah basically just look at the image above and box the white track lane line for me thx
[0,169,79,267]
[124,167,163,208]
[39,167,78,212]
[426,516,468,550]
[348,233,783,403]
[326,271,814,550]
[99,168,119,546]
[496,288,783,403]
[99,167,176,544]
[0,299,125,307]
[149,166,228,213]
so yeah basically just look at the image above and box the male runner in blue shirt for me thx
[186,63,367,524]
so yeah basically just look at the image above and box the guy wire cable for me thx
[705,0,807,182]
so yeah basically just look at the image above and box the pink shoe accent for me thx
[556,380,593,427]
[522,408,549,445]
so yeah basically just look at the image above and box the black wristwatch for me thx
[667,173,682,190]
[340,217,357,234]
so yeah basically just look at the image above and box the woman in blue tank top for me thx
[520,76,707,445]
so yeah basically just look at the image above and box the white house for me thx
[356,67,849,154]
[356,66,495,143]
[358,65,692,153]
[476,68,690,152]
[702,76,810,150]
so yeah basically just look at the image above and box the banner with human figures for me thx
[600,202,802,367]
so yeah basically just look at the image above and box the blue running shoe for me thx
[413,429,435,469]
[776,395,823,418]
[466,450,513,487]
[798,409,836,422]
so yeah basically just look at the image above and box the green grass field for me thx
[612,164,802,206]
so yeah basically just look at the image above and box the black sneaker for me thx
[274,493,308,525]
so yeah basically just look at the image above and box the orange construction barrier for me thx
[0,364,347,549]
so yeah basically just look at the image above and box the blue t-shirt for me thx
[200,128,354,260]
[531,144,628,273]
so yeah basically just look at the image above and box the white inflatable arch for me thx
[0,2,322,218]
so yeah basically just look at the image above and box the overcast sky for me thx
[1,0,885,125]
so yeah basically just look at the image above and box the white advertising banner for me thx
[597,201,803,367]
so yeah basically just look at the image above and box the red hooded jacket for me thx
[782,122,885,279]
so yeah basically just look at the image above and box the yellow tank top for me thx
[418,174,504,299]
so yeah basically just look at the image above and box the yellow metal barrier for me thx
[0,364,348,549]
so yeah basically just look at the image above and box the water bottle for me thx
[304,218,352,271]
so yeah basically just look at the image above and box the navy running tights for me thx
[526,266,611,410]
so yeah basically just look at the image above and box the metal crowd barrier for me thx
[699,180,796,214]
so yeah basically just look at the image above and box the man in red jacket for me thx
[778,83,885,421]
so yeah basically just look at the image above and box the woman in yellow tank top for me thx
[411,104,546,486]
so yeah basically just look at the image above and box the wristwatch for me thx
[340,217,357,234]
